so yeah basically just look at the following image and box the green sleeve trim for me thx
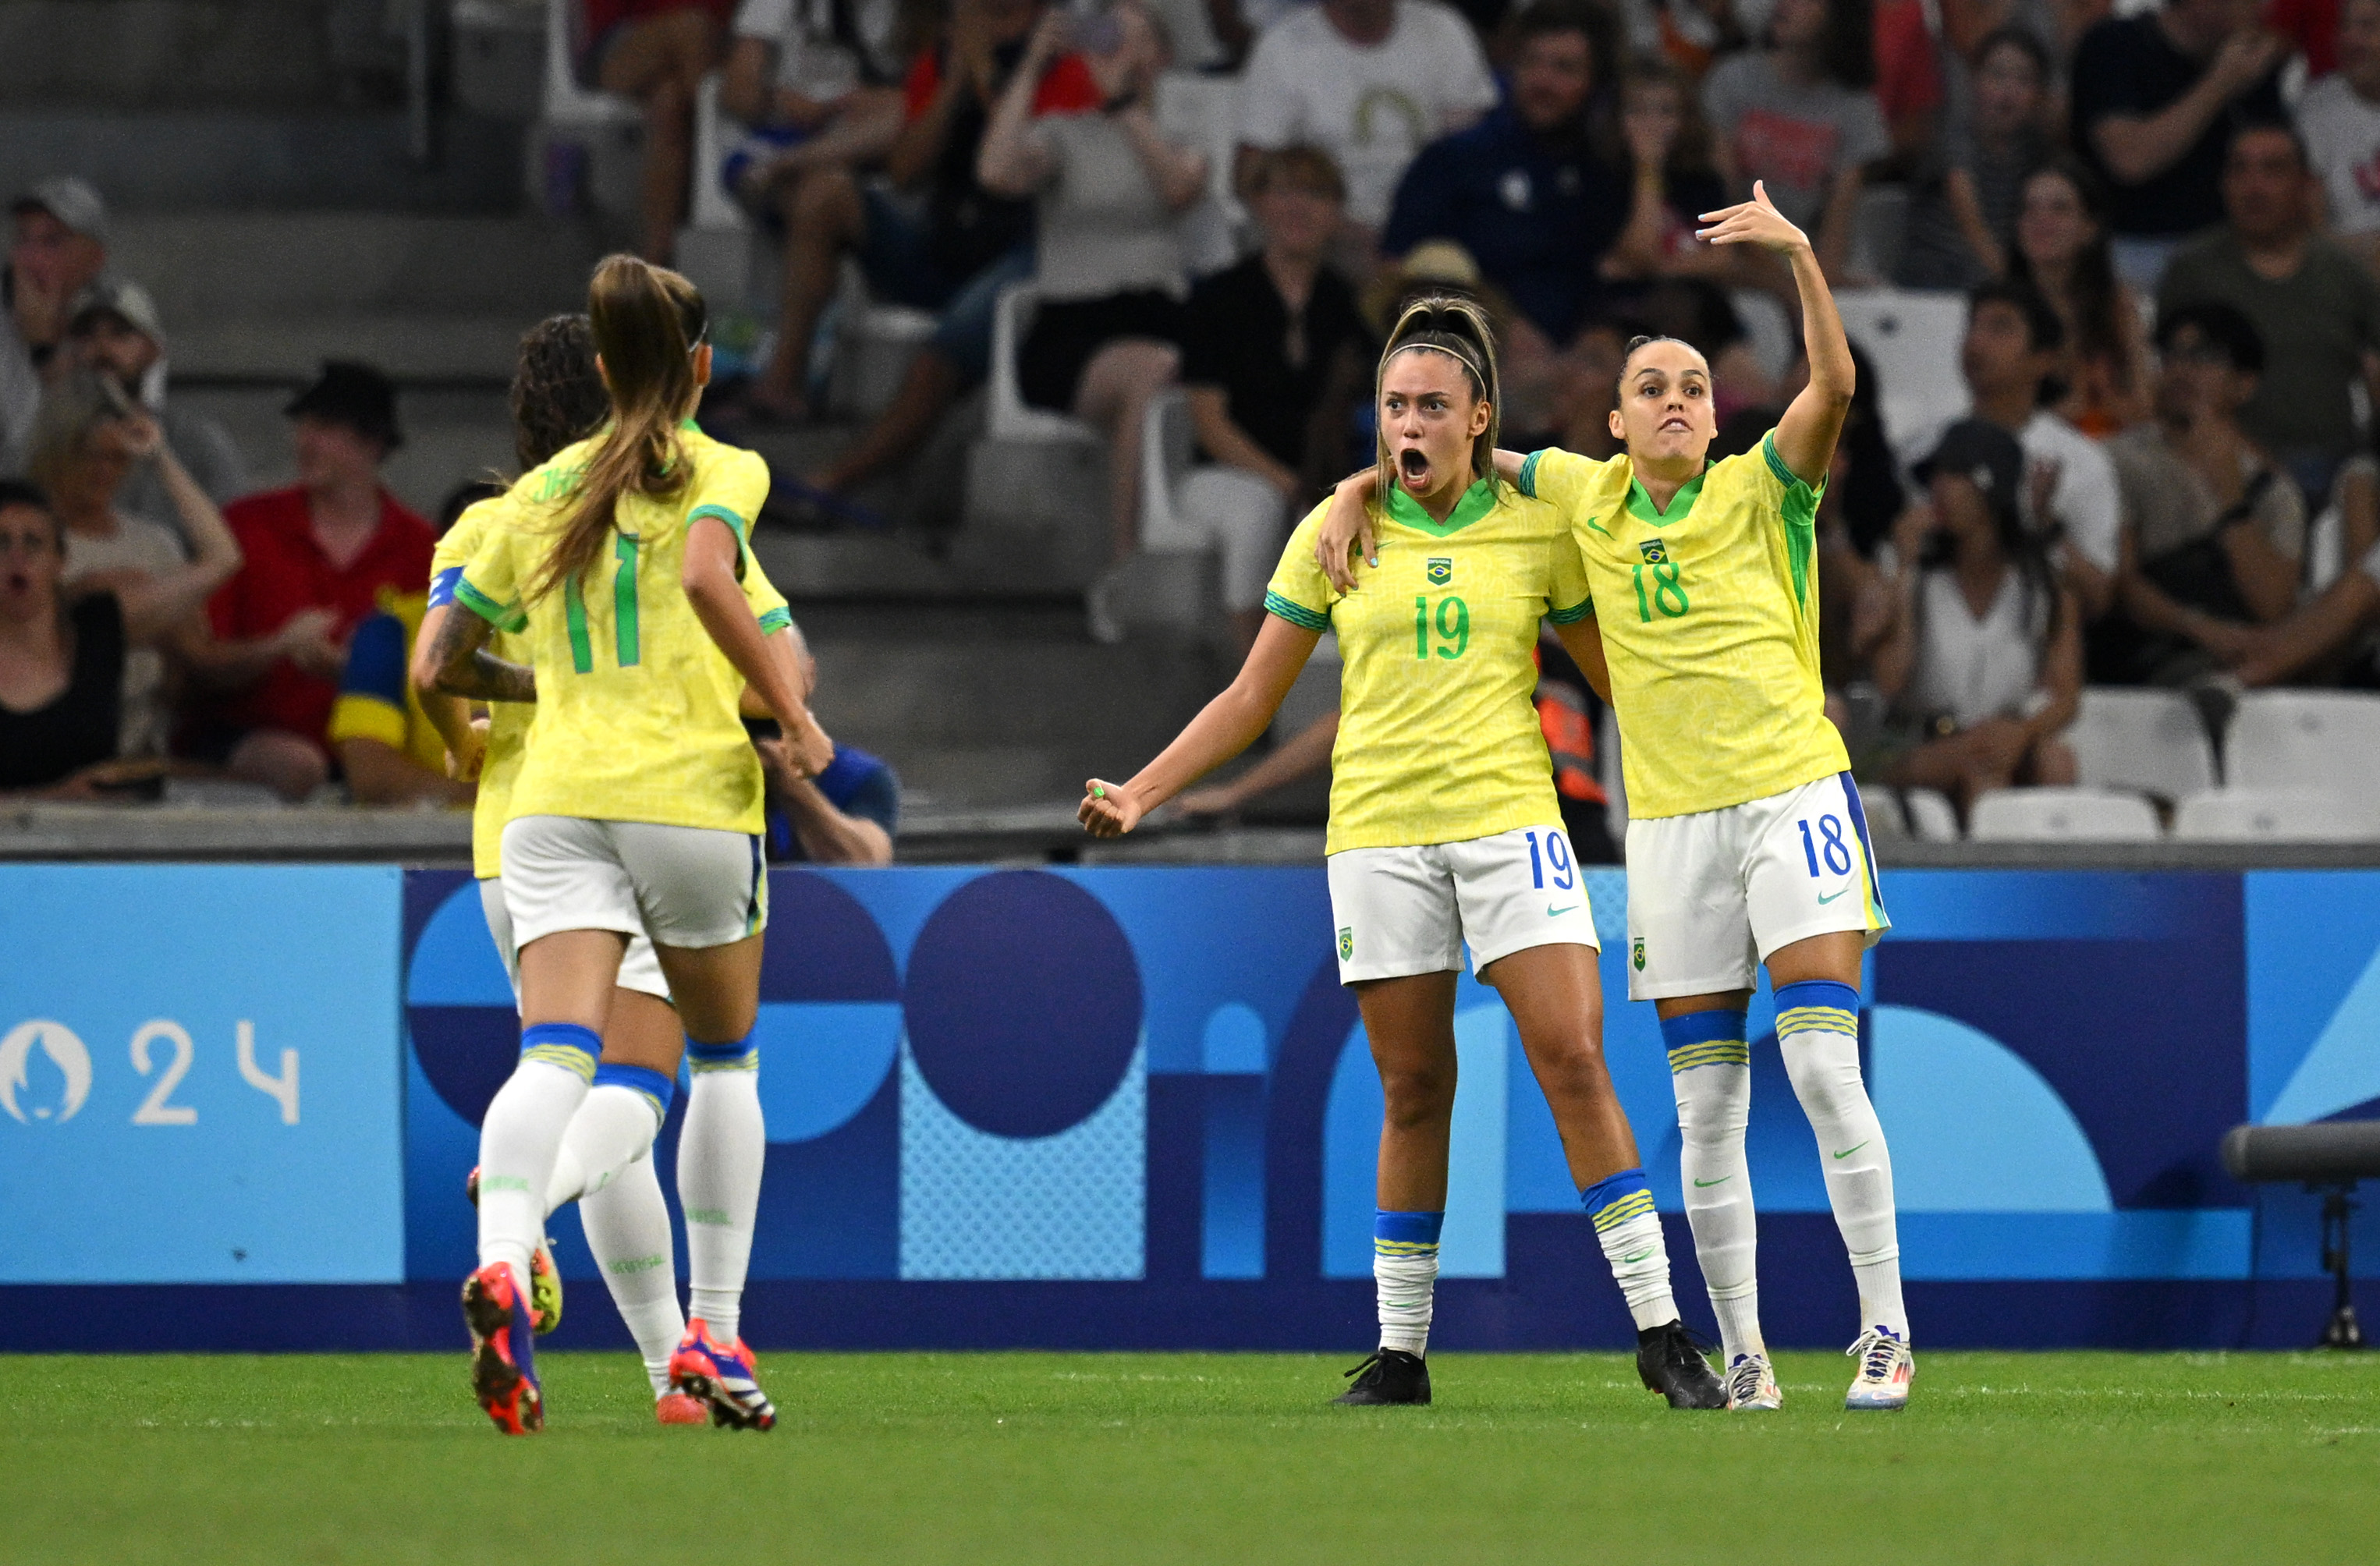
[1763,433,1825,609]
[1517,449,1544,500]
[1263,590,1332,631]
[454,578,526,633]
[688,503,752,580]
[1547,598,1593,625]
[755,606,793,635]
[1761,431,1820,508]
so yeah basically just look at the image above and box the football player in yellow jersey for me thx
[1080,297,1724,1411]
[426,258,833,1436]
[1311,186,1912,1415]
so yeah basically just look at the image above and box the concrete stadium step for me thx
[0,0,342,111]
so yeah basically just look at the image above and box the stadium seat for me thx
[1833,288,1969,464]
[1084,390,1224,640]
[2173,788,2380,841]
[2063,687,2218,804]
[1968,786,2161,841]
[2224,690,2380,796]
[540,0,640,131]
[1902,787,1960,841]
[687,73,748,233]
[959,285,1108,585]
[987,285,1101,446]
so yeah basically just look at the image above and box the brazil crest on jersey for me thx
[1264,477,1591,855]
[1518,432,1849,819]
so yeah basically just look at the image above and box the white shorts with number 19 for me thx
[1623,771,1889,1002]
[1326,825,1598,985]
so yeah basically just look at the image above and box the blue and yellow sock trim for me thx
[686,1028,759,1075]
[1660,1008,1750,1073]
[1580,1167,1656,1232]
[1775,980,1860,1041]
[520,1022,600,1083]
[1373,1209,1444,1260]
[593,1061,676,1128]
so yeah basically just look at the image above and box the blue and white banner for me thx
[0,865,404,1283]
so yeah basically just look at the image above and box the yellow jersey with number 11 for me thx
[1264,477,1590,855]
[1517,432,1847,820]
[453,425,785,837]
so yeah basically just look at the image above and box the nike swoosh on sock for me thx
[1833,1141,1870,1160]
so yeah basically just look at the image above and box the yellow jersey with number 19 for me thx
[432,473,793,876]
[1264,477,1591,855]
[453,424,784,837]
[1517,432,1847,820]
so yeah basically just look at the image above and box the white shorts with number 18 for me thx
[1622,771,1889,1001]
[1326,824,1599,985]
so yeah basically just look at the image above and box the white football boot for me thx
[1844,1326,1914,1412]
[1725,1352,1782,1411]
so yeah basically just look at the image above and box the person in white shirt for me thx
[1234,0,1497,252]
[2297,0,2380,271]
[719,0,910,209]
[1957,278,2123,622]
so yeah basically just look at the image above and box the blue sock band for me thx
[593,1061,676,1125]
[686,1026,759,1072]
[520,1022,601,1082]
[1774,980,1860,1040]
[1580,1167,1655,1231]
[1373,1209,1445,1256]
[1660,1008,1750,1073]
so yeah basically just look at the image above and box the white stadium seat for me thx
[2173,788,2380,841]
[1902,787,1962,842]
[2224,690,2380,796]
[1833,288,1970,465]
[542,0,640,129]
[2063,687,2218,804]
[987,285,1100,445]
[1968,787,2161,841]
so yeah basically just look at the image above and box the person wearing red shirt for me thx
[580,0,739,262]
[185,362,434,801]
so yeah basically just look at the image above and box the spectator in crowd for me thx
[1701,0,1891,281]
[0,479,237,799]
[1958,279,2123,619]
[2100,303,2308,682]
[2296,0,2380,271]
[749,0,1100,458]
[1383,2,1629,379]
[720,0,911,223]
[1897,24,2055,289]
[979,2,1206,558]
[2158,122,2380,505]
[3,179,113,480]
[754,623,899,862]
[2069,0,2286,285]
[27,369,243,760]
[66,282,248,529]
[1869,417,2082,817]
[1236,0,1499,251]
[328,584,474,808]
[1626,0,1747,80]
[2008,159,2155,436]
[581,0,736,263]
[192,362,435,802]
[1172,146,1371,650]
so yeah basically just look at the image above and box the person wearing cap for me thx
[66,280,249,530]
[184,361,435,802]
[3,177,114,480]
[1868,415,2082,820]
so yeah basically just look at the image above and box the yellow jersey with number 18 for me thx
[1264,477,1591,855]
[453,424,785,836]
[1517,433,1847,820]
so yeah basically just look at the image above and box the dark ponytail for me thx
[527,254,708,604]
[1375,294,1502,494]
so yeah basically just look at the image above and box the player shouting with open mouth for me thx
[1082,296,1724,1410]
[1314,184,1911,1414]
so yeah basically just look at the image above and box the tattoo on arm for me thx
[430,604,537,702]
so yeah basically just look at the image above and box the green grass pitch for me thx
[5,1350,2376,1563]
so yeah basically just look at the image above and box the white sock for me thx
[545,1082,666,1215]
[580,1154,685,1398]
[1777,986,1908,1339]
[1669,1035,1764,1363]
[1371,1210,1443,1355]
[475,1024,599,1278]
[679,1037,764,1347]
[1582,1169,1679,1331]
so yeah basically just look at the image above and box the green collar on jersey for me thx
[1626,465,1708,526]
[1384,477,1497,537]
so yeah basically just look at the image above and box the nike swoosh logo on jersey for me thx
[1620,1249,1655,1264]
[1833,1141,1870,1160]
[1818,888,1850,904]
[1546,903,1578,916]
[1584,516,1614,539]
[1693,1175,1732,1187]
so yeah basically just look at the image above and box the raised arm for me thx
[2089,32,2284,185]
[1080,614,1321,834]
[1701,181,1850,487]
[110,421,243,643]
[976,9,1063,196]
[683,516,835,776]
